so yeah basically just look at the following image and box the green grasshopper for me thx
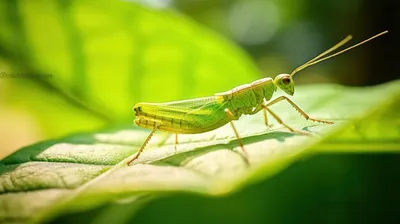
[128,30,388,165]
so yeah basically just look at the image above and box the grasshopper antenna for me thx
[290,30,388,77]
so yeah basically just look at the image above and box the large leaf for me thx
[0,0,259,157]
[1,80,399,224]
[0,0,259,121]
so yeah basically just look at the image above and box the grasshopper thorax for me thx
[274,74,294,96]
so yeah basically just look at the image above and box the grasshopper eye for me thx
[282,77,291,85]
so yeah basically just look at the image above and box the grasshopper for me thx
[128,30,388,165]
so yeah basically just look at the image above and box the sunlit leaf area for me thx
[0,0,398,223]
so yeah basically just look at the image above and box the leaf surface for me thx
[1,81,399,224]
[0,0,259,156]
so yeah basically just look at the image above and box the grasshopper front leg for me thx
[260,96,333,134]
[261,105,308,135]
[174,133,179,152]
[263,109,271,127]
[252,103,273,127]
[265,96,334,124]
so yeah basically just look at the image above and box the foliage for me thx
[0,0,258,146]
[1,81,399,223]
[0,1,399,223]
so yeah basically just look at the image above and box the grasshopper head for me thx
[274,74,294,96]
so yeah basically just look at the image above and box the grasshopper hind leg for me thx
[127,127,158,165]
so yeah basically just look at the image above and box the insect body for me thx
[128,30,388,165]
[134,77,276,134]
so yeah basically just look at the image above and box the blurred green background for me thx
[0,0,399,223]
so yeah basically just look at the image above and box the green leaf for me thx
[1,81,399,223]
[0,0,259,122]
[0,0,259,158]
